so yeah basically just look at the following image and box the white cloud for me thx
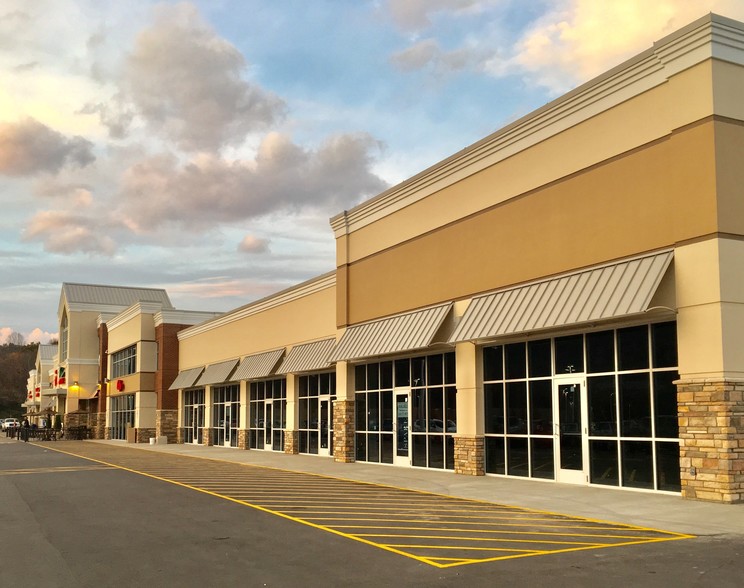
[489,0,744,93]
[26,328,57,344]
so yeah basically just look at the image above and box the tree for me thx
[6,331,24,345]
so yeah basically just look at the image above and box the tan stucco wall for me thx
[337,61,718,269]
[179,284,337,369]
[675,236,744,380]
[67,310,101,362]
[107,313,156,356]
[341,120,717,326]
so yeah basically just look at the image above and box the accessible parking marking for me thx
[36,442,694,568]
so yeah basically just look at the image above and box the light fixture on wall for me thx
[69,381,80,394]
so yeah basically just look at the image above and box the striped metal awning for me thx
[450,251,673,343]
[276,338,336,374]
[195,359,239,386]
[232,349,285,381]
[330,303,452,363]
[169,366,205,390]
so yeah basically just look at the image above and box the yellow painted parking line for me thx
[0,465,114,476]
[34,442,694,569]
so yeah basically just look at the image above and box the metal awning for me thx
[276,338,335,374]
[196,359,239,386]
[450,251,674,343]
[169,366,205,390]
[232,349,285,381]
[330,303,453,363]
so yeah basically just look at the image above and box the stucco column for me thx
[454,341,484,475]
[675,238,744,503]
[284,373,299,454]
[203,386,213,446]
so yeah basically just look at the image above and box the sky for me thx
[1,0,743,344]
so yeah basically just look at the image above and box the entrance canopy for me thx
[276,338,335,374]
[330,303,452,362]
[196,359,239,386]
[169,366,205,390]
[232,349,285,380]
[450,251,673,343]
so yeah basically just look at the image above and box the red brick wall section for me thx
[156,323,188,411]
[678,380,744,504]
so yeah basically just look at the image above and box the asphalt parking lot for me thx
[1,437,742,587]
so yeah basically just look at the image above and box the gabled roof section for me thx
[60,283,174,316]
[38,344,58,362]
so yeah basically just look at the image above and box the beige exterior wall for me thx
[676,236,744,380]
[179,280,337,369]
[340,119,717,326]
[337,61,722,267]
[66,310,101,362]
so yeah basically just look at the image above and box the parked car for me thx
[2,418,20,430]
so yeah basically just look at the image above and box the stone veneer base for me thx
[333,400,355,463]
[678,379,744,504]
[454,435,485,476]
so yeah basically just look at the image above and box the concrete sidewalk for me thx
[78,438,743,537]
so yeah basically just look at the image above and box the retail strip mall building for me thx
[53,15,744,503]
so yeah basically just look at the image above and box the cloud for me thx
[387,0,488,31]
[22,209,118,255]
[119,2,286,151]
[116,131,387,232]
[390,38,490,74]
[26,327,57,344]
[78,97,134,139]
[488,0,744,93]
[0,118,95,176]
[238,235,270,254]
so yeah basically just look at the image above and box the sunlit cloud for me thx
[238,234,270,254]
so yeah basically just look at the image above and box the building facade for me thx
[326,14,744,503]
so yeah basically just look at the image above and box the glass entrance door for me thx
[553,378,588,484]
[319,399,333,456]
[394,391,409,466]
[193,405,204,444]
[264,401,273,449]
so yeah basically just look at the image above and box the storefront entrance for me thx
[393,391,409,466]
[554,377,587,484]
[213,384,239,448]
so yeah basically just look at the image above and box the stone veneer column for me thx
[156,409,178,443]
[136,428,156,444]
[284,429,299,454]
[333,400,355,462]
[177,427,184,444]
[677,379,744,503]
[203,427,214,446]
[90,412,104,439]
[453,435,485,475]
[237,429,249,450]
